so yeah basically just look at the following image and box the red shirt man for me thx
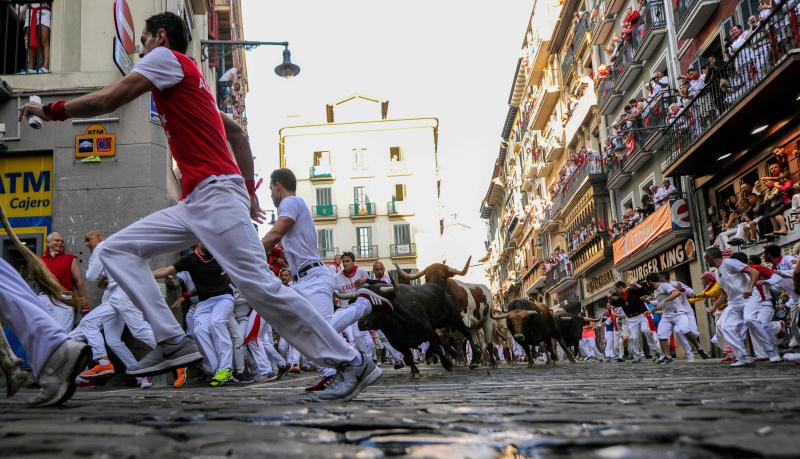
[40,232,86,310]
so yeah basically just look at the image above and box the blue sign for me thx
[150,94,161,125]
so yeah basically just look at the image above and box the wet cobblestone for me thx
[1,360,799,458]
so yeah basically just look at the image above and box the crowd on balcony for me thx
[714,153,800,250]
[543,247,569,273]
[608,179,678,240]
[549,147,602,201]
[569,218,605,251]
[217,65,247,128]
[561,76,593,128]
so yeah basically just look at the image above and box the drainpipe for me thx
[682,175,707,267]
[662,0,683,86]
[609,189,619,222]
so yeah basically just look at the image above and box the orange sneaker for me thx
[79,362,115,379]
[173,367,187,388]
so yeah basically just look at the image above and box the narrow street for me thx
[2,361,799,458]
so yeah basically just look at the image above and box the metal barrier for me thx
[1,1,53,75]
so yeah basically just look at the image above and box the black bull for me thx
[491,299,576,365]
[357,283,480,377]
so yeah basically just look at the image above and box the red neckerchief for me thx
[194,247,214,263]
[622,289,629,301]
[342,265,359,278]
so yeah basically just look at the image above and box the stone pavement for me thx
[1,360,799,458]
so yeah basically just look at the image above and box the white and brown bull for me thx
[395,257,497,368]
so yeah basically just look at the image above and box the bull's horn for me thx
[394,262,427,280]
[334,292,358,300]
[448,256,472,276]
[490,309,508,319]
[526,310,539,316]
[559,316,572,320]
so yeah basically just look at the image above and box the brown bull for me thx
[396,257,497,368]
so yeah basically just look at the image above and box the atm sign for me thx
[74,124,116,158]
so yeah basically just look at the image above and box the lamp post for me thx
[200,40,300,79]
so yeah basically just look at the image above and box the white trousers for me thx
[604,330,616,359]
[96,176,358,368]
[657,313,693,360]
[227,313,244,373]
[685,307,700,338]
[579,337,602,358]
[193,293,235,372]
[39,293,74,333]
[628,315,659,359]
[332,298,375,358]
[236,306,274,376]
[278,336,300,365]
[378,330,404,362]
[745,298,779,358]
[720,299,749,360]
[0,258,66,377]
[713,310,729,352]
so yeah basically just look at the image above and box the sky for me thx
[241,1,532,282]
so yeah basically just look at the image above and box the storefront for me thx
[581,263,616,317]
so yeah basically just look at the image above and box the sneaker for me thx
[210,368,233,387]
[233,372,254,384]
[730,359,754,367]
[36,67,50,74]
[728,238,745,246]
[79,362,115,379]
[255,373,278,383]
[75,376,95,387]
[698,349,710,359]
[631,357,642,363]
[274,365,291,380]
[616,358,625,362]
[173,368,187,388]
[305,375,334,392]
[137,376,153,389]
[289,364,301,374]
[657,355,672,364]
[2,357,29,398]
[80,155,102,163]
[769,355,783,363]
[720,355,736,363]
[28,340,90,408]
[126,336,203,376]
[354,288,394,313]
[313,352,383,402]
[789,337,798,348]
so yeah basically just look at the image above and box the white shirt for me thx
[334,267,368,307]
[131,46,184,91]
[86,244,115,303]
[717,258,750,301]
[176,271,198,306]
[670,281,695,314]
[278,196,322,274]
[772,255,797,272]
[218,67,238,82]
[654,187,668,204]
[654,282,683,316]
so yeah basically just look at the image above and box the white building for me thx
[279,94,442,279]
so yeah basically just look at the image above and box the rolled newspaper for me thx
[27,95,43,129]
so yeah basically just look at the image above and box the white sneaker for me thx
[769,355,783,363]
[789,337,798,348]
[137,376,153,388]
[730,359,754,367]
[28,340,90,407]
[313,352,382,402]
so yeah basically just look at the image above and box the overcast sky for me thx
[241,1,531,278]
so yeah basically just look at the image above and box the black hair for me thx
[763,244,781,257]
[341,251,356,262]
[614,281,627,289]
[748,255,762,265]
[705,246,723,259]
[646,272,661,283]
[730,252,748,263]
[270,168,297,192]
[145,12,189,54]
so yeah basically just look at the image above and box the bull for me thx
[350,283,479,378]
[395,257,497,369]
[491,299,576,367]
[554,314,584,359]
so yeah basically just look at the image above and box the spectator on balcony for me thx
[21,3,52,74]
[652,184,668,208]
[663,179,677,200]
[714,207,740,250]
[218,65,241,85]
[641,192,656,216]
[623,203,641,230]
[762,164,792,236]
[650,71,670,95]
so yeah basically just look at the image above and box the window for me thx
[313,151,331,167]
[737,0,760,24]
[353,186,368,205]
[639,176,655,200]
[317,228,335,260]
[356,226,373,258]
[389,146,403,161]
[1,4,53,75]
[316,188,332,206]
[621,193,634,211]
[353,147,368,172]
[393,224,411,245]
[394,184,407,201]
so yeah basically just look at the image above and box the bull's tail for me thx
[0,204,80,308]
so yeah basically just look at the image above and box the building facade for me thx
[481,0,800,349]
[0,0,250,291]
[279,95,442,280]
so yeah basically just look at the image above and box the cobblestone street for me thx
[2,360,799,458]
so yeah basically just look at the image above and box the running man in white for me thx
[331,251,374,358]
[68,230,156,387]
[19,12,380,401]
[262,168,389,399]
[658,272,709,359]
[646,273,694,363]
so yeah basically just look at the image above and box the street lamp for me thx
[200,40,300,78]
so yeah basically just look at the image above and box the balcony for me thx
[543,129,565,162]
[569,231,613,277]
[523,261,547,295]
[530,76,561,130]
[591,0,616,45]
[597,66,624,115]
[318,247,339,261]
[353,245,379,260]
[1,1,54,76]
[525,35,551,86]
[607,0,626,14]
[662,7,800,177]
[675,0,721,41]
[641,90,679,151]
[542,207,561,233]
[312,204,338,222]
[632,1,667,63]
[544,262,577,293]
[564,85,598,146]
[388,160,410,176]
[612,196,692,270]
[387,200,414,218]
[309,165,334,183]
[390,243,417,259]
[606,156,631,190]
[349,203,376,220]
[550,159,606,217]
[611,42,644,93]
[561,49,576,82]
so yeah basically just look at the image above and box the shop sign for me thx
[149,94,161,125]
[613,199,690,265]
[0,155,53,231]
[585,269,616,296]
[624,239,697,284]
[75,124,116,158]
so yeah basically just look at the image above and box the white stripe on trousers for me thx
[0,258,65,377]
[96,176,358,368]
